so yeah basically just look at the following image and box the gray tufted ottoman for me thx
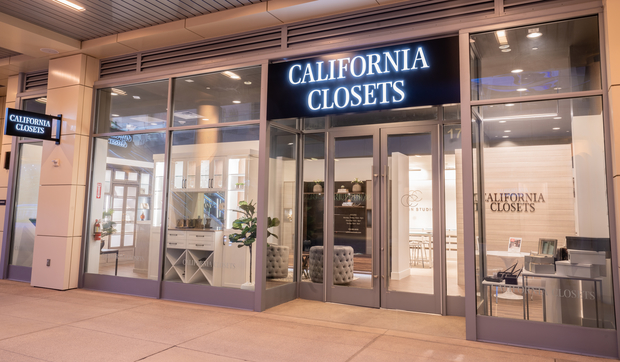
[266,245,290,278]
[309,245,354,284]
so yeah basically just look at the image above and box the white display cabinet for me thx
[164,230,223,286]
[171,157,225,191]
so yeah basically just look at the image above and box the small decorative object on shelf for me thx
[235,182,244,189]
[140,212,145,221]
[313,180,323,193]
[351,178,363,192]
[337,185,349,193]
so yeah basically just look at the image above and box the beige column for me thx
[605,0,620,266]
[0,76,19,264]
[30,54,99,290]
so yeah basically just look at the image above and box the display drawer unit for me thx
[164,230,223,286]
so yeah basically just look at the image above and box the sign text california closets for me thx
[267,37,460,119]
[4,108,62,143]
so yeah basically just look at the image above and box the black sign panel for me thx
[4,108,61,143]
[267,36,460,119]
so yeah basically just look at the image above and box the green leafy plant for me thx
[229,200,280,248]
[101,209,117,238]
[351,178,363,185]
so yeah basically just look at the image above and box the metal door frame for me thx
[380,124,442,314]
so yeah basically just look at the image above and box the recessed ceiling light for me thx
[288,143,294,146]
[552,127,560,130]
[151,122,158,126]
[205,87,211,90]
[133,95,140,99]
[40,48,59,54]
[511,69,523,73]
[501,49,512,53]
[35,97,47,104]
[222,71,241,79]
[495,30,508,45]
[502,136,509,138]
[499,45,510,49]
[53,0,85,11]
[499,120,506,123]
[554,87,561,90]
[110,93,118,96]
[110,88,126,95]
[111,114,119,117]
[516,88,527,92]
[506,103,515,107]
[553,116,562,120]
[532,47,539,50]
[232,100,241,104]
[527,28,542,38]
[244,81,252,85]
[185,79,194,83]
[202,118,209,121]
[504,130,511,133]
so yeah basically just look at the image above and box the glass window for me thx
[301,133,325,283]
[10,143,43,267]
[266,127,298,288]
[473,96,615,329]
[85,133,166,280]
[470,16,601,101]
[96,80,169,133]
[165,125,259,289]
[22,97,47,114]
[303,117,326,130]
[330,106,437,127]
[172,66,261,127]
[444,124,465,297]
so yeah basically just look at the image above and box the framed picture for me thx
[508,237,522,253]
[538,238,557,255]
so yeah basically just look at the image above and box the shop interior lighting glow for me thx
[53,0,85,11]
[527,28,542,38]
[516,88,527,91]
[483,113,558,121]
[111,88,126,95]
[511,69,523,73]
[222,71,241,79]
[495,30,508,45]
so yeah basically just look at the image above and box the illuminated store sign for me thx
[4,108,62,144]
[267,37,459,119]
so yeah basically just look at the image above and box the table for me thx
[522,270,603,327]
[100,249,118,276]
[487,250,529,300]
[482,280,546,320]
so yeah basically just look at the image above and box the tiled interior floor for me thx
[0,279,610,362]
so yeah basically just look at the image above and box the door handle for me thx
[373,275,378,278]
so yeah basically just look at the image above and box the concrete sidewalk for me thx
[0,280,609,361]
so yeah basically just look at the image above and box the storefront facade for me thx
[1,0,619,358]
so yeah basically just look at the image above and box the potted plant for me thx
[100,209,117,251]
[229,200,281,288]
[351,178,363,192]
[235,182,245,189]
[313,180,323,193]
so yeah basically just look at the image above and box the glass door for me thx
[381,125,440,313]
[327,129,380,307]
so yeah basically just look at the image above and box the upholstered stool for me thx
[309,245,354,284]
[266,245,289,278]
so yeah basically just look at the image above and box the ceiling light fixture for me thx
[35,97,47,104]
[499,121,507,123]
[202,118,209,121]
[232,100,241,104]
[506,104,515,107]
[111,88,126,95]
[222,71,241,79]
[499,45,510,49]
[511,69,523,73]
[532,47,539,50]
[244,81,252,85]
[495,30,508,45]
[504,130,511,133]
[151,122,158,126]
[110,93,118,96]
[553,116,562,120]
[501,49,512,53]
[516,88,527,92]
[133,95,141,99]
[483,113,558,122]
[553,127,560,130]
[53,0,85,11]
[111,114,119,117]
[527,28,542,38]
[205,87,211,90]
[502,136,509,138]
[288,143,294,146]
[185,79,194,83]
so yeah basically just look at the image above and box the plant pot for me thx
[352,183,362,192]
[313,184,323,193]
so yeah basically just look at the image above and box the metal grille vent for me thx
[100,54,138,79]
[286,0,495,49]
[140,29,281,73]
[24,71,48,91]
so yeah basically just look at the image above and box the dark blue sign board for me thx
[4,108,62,144]
[267,36,460,119]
